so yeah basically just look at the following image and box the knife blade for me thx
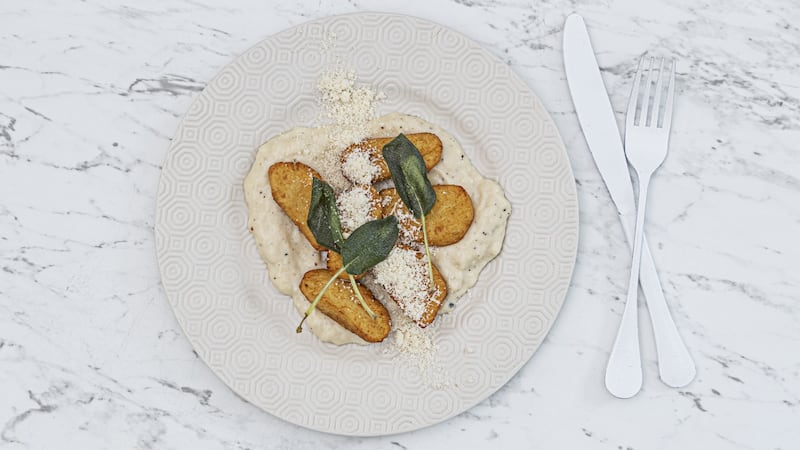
[563,13,695,388]
[563,15,636,220]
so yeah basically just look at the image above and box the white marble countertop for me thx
[2,0,799,448]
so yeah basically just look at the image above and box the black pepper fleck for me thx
[284,253,289,256]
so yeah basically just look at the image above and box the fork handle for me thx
[605,175,649,398]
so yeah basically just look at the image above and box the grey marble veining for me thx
[1,0,799,448]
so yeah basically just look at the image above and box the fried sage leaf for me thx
[382,133,436,218]
[306,178,344,253]
[341,216,399,275]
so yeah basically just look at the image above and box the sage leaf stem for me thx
[418,203,435,288]
[348,274,377,319]
[296,265,348,333]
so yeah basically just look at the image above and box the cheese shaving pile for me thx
[317,69,384,148]
[384,321,450,389]
[372,246,434,322]
[336,185,376,235]
[384,197,422,246]
[341,147,379,185]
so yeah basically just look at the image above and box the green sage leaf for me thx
[341,216,399,275]
[381,133,436,218]
[306,178,344,252]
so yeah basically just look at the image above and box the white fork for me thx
[605,57,676,398]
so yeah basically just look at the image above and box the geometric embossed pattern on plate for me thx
[155,12,578,436]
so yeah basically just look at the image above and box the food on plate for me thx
[380,185,474,247]
[341,132,443,185]
[299,269,391,342]
[244,112,511,345]
[293,135,461,335]
[268,162,324,250]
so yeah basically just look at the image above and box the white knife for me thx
[563,13,695,392]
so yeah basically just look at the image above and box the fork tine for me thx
[662,60,676,130]
[626,57,644,132]
[639,57,655,126]
[650,58,665,127]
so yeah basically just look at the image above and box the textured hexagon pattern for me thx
[155,12,578,436]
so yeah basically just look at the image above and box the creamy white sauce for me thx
[244,113,511,345]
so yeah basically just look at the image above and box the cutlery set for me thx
[563,14,695,397]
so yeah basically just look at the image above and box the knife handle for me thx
[639,236,696,387]
[619,214,696,387]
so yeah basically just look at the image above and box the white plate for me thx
[155,12,578,436]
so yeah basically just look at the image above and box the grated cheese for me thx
[387,198,422,246]
[336,185,376,235]
[384,320,450,389]
[391,320,433,361]
[341,147,379,185]
[372,246,431,322]
[317,69,384,148]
